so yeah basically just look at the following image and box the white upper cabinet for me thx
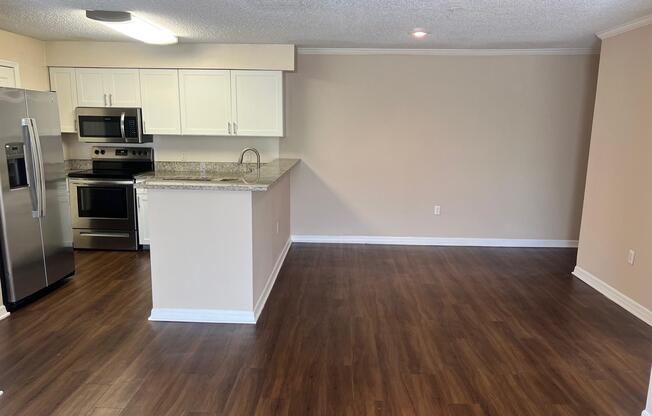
[76,68,141,107]
[231,71,283,137]
[179,70,231,136]
[139,69,181,135]
[0,65,17,87]
[75,69,106,107]
[106,69,141,107]
[49,67,78,133]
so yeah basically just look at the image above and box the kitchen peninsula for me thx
[137,158,299,324]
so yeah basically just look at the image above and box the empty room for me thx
[0,1,650,415]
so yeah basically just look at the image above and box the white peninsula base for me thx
[147,172,291,324]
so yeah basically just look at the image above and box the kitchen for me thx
[1,33,298,319]
[0,3,651,415]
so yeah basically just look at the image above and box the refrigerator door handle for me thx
[30,118,46,218]
[21,118,41,218]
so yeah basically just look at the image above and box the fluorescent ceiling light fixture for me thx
[86,10,177,45]
[411,29,429,39]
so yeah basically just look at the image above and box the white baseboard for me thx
[573,266,652,326]
[149,308,256,324]
[254,238,292,321]
[291,235,578,248]
[0,306,9,321]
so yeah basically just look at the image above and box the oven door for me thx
[69,178,136,231]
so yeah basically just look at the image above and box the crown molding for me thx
[297,47,599,56]
[597,14,652,40]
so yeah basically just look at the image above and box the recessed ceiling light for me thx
[411,29,429,39]
[86,10,178,45]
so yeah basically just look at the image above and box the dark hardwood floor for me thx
[0,245,650,415]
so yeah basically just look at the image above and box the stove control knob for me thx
[94,149,100,155]
[100,149,106,155]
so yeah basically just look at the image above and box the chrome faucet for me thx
[238,147,261,170]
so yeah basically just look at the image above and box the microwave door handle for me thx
[21,118,41,218]
[30,119,46,218]
[120,112,126,140]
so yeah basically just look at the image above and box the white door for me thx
[231,70,284,137]
[0,66,17,87]
[139,69,181,134]
[136,189,149,246]
[106,69,141,107]
[179,70,231,135]
[49,68,78,133]
[76,68,107,107]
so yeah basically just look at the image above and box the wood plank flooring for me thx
[0,245,650,415]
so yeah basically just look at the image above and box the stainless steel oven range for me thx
[68,146,153,250]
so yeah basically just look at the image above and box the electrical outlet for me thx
[433,205,441,216]
[627,249,635,265]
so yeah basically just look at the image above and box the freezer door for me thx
[26,90,74,285]
[0,87,48,302]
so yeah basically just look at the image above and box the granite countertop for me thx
[135,159,300,191]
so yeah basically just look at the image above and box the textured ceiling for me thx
[0,0,650,49]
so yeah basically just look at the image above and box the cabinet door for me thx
[139,69,181,134]
[0,65,17,87]
[49,68,78,133]
[231,70,284,137]
[179,70,231,135]
[75,69,107,107]
[105,69,141,107]
[136,189,149,246]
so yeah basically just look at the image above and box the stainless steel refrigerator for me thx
[0,87,74,309]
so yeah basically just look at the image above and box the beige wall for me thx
[281,53,599,240]
[46,41,294,71]
[0,29,48,90]
[576,24,652,312]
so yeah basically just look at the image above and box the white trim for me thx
[297,47,598,56]
[572,266,652,327]
[0,59,21,87]
[643,411,651,416]
[149,308,256,324]
[254,238,292,320]
[0,306,9,321]
[597,14,652,40]
[291,235,578,248]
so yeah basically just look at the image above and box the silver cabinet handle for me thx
[228,122,232,135]
[109,94,113,107]
[120,112,126,139]
[234,122,238,135]
[103,93,107,107]
[74,118,78,132]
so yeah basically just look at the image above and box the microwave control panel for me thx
[124,117,138,138]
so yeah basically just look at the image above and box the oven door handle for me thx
[120,111,126,140]
[79,231,131,238]
[69,179,135,186]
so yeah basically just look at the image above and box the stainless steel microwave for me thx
[75,107,152,143]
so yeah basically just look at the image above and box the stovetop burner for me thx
[68,146,154,180]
